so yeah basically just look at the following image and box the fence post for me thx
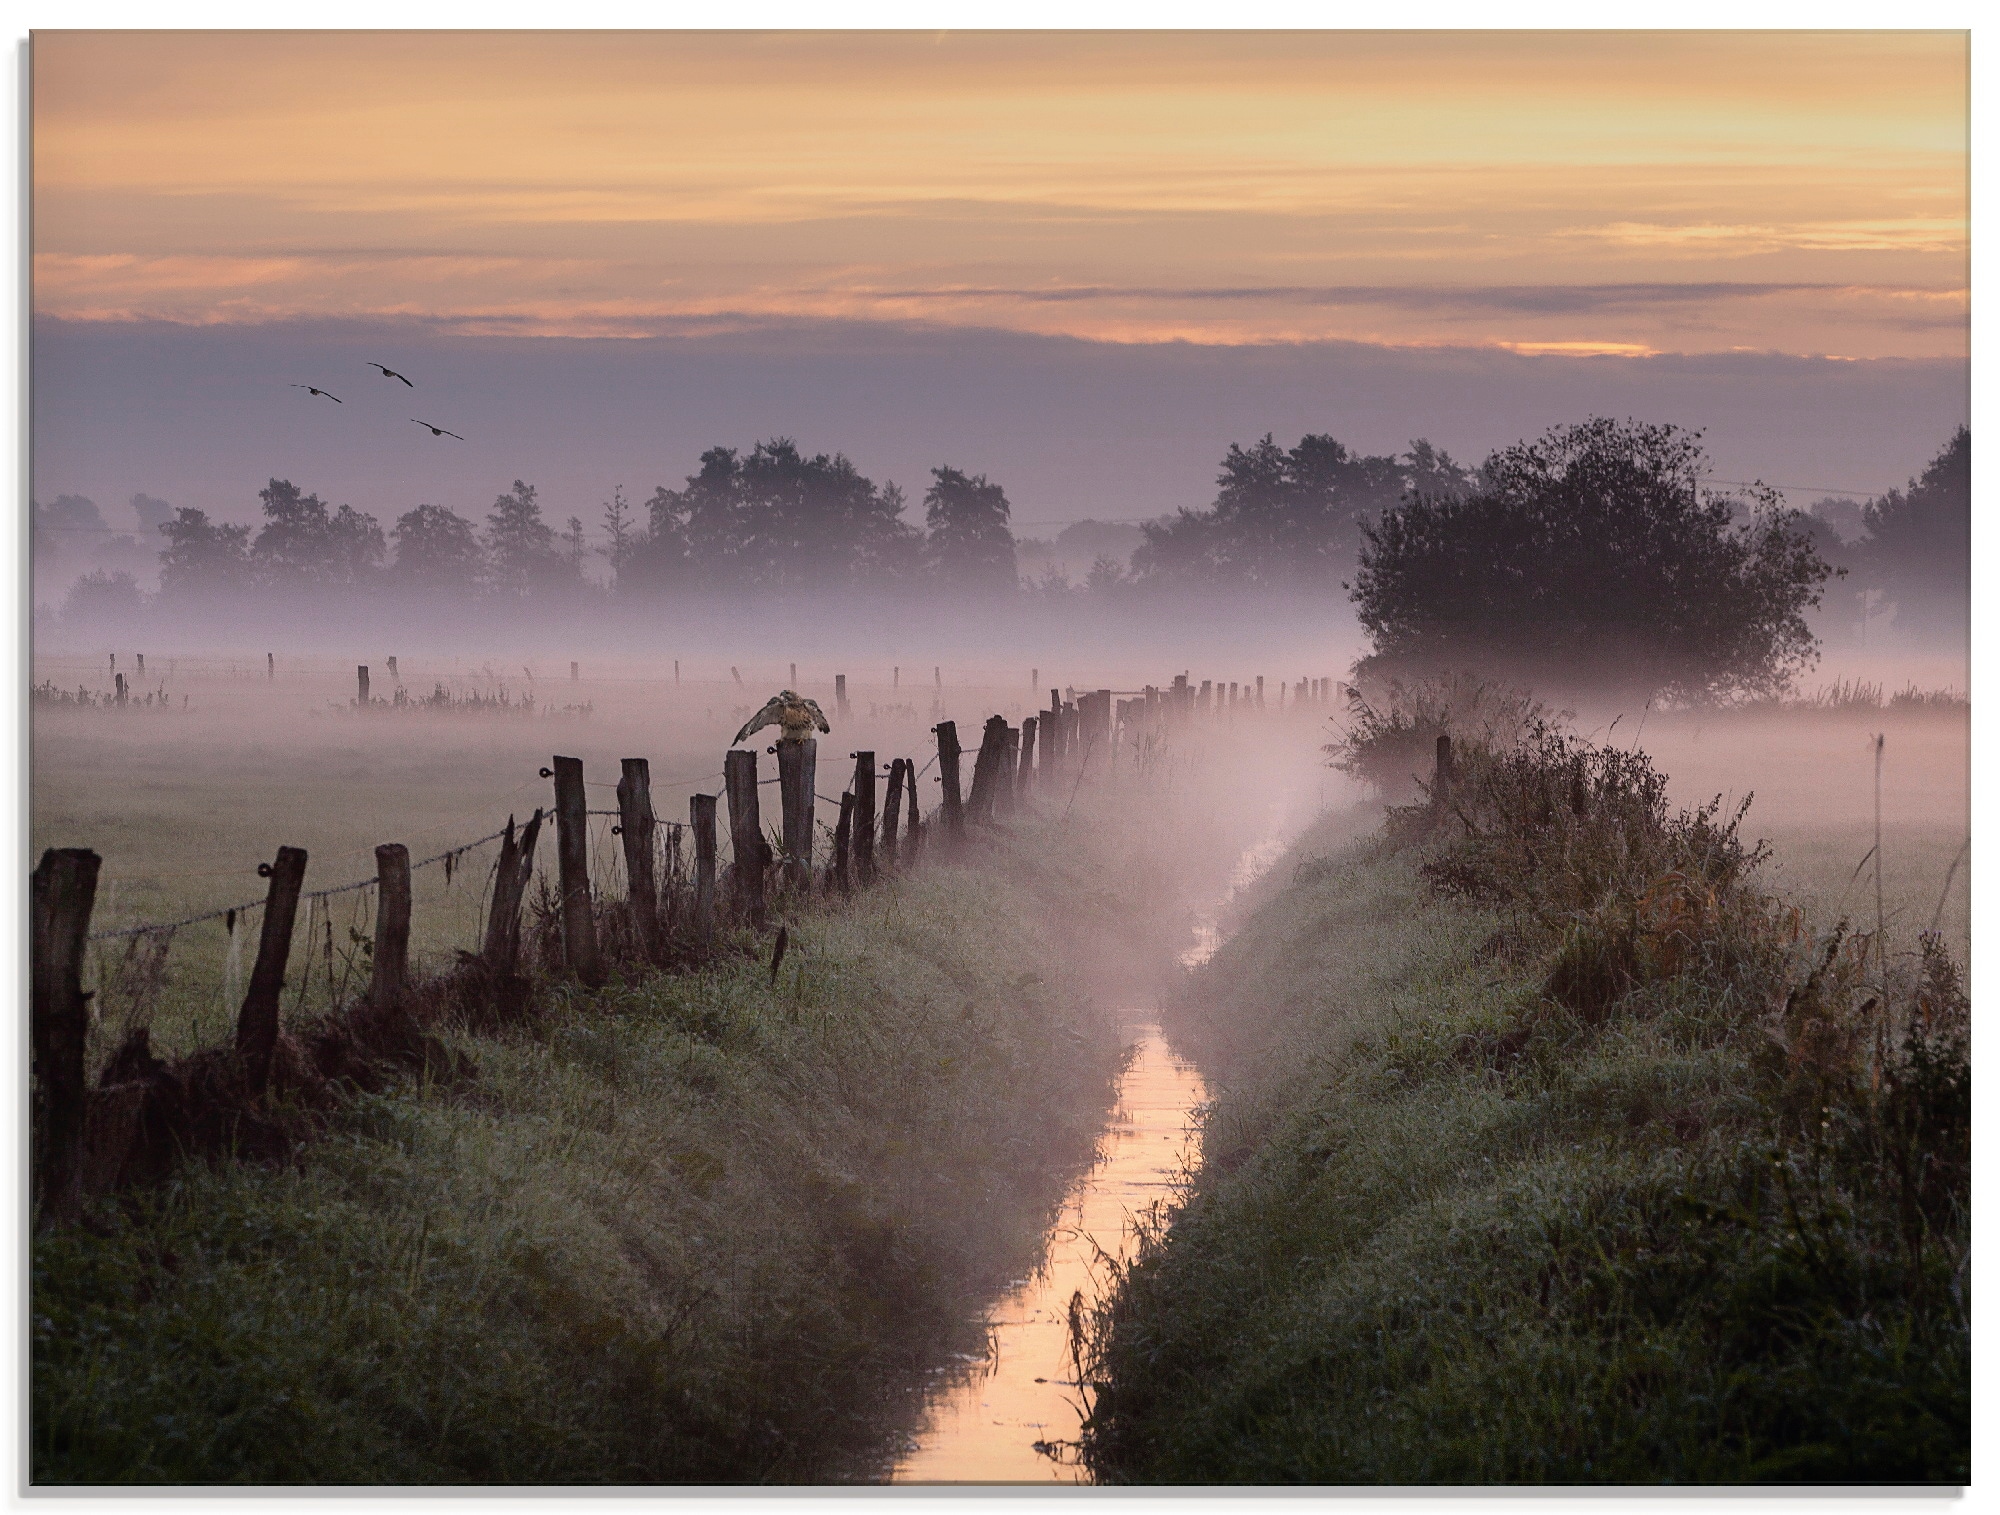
[617,758,661,960]
[1000,725,1021,811]
[935,721,964,841]
[967,715,1009,821]
[882,758,906,865]
[32,847,100,1228]
[236,845,308,1095]
[481,810,543,974]
[551,756,605,986]
[1433,734,1455,822]
[835,673,849,719]
[267,652,274,679]
[778,738,817,889]
[357,665,370,708]
[832,792,855,892]
[690,794,718,947]
[370,843,411,1007]
[852,750,877,884]
[1019,716,1038,794]
[387,655,398,681]
[724,749,767,927]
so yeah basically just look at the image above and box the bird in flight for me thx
[368,362,415,387]
[290,384,342,403]
[411,419,465,440]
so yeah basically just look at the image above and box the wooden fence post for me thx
[370,843,411,1007]
[1433,734,1455,823]
[387,655,398,681]
[481,810,543,974]
[266,652,274,679]
[357,665,370,707]
[882,758,907,865]
[551,756,605,986]
[967,715,1010,821]
[32,847,100,1228]
[832,792,855,892]
[906,759,921,847]
[690,794,718,947]
[835,673,849,719]
[617,758,661,960]
[777,738,817,888]
[1019,716,1038,794]
[236,845,308,1095]
[935,721,964,841]
[852,750,877,884]
[724,749,766,927]
[1001,725,1021,810]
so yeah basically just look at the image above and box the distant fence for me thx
[30,671,1341,1227]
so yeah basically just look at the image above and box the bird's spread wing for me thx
[734,698,784,745]
[801,698,831,733]
[396,373,413,386]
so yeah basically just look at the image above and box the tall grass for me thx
[34,829,1135,1484]
[1076,714,1969,1485]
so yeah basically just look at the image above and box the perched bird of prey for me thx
[734,690,831,746]
[368,362,415,387]
[411,420,465,440]
[290,384,342,402]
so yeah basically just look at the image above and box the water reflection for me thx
[891,1023,1206,1483]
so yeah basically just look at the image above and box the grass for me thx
[1076,717,1969,1486]
[34,822,1141,1484]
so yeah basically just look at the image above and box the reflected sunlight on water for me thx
[891,1023,1206,1483]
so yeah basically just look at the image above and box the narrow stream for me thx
[891,1020,1207,1484]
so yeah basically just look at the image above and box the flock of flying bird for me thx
[289,362,464,440]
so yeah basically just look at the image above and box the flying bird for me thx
[411,419,465,440]
[290,384,343,403]
[368,362,415,387]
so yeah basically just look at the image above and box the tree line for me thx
[41,421,1968,680]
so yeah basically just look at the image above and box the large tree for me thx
[1857,426,1969,639]
[250,479,384,587]
[1350,417,1835,700]
[390,504,486,593]
[1132,434,1472,591]
[484,480,573,598]
[156,507,252,599]
[923,465,1016,593]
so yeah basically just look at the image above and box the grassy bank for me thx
[1077,723,1969,1485]
[35,826,1134,1484]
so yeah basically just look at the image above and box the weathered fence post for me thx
[1001,725,1021,810]
[906,760,921,849]
[617,758,661,960]
[32,847,100,1228]
[1020,715,1038,794]
[551,756,605,986]
[777,738,817,889]
[835,673,849,719]
[370,843,411,1008]
[832,792,855,892]
[724,749,767,927]
[387,655,398,681]
[236,845,309,1095]
[571,661,579,681]
[935,721,964,842]
[1433,734,1455,823]
[690,794,718,947]
[357,665,370,708]
[113,672,127,706]
[967,715,1009,821]
[481,810,544,974]
[882,758,907,865]
[852,750,877,884]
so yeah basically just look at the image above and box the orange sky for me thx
[33,30,1968,358]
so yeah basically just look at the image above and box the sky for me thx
[31,29,1970,537]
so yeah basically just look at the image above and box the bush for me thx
[1349,418,1836,701]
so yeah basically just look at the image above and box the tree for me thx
[1350,417,1835,701]
[157,507,252,599]
[484,480,567,597]
[1858,426,1968,638]
[600,486,636,584]
[390,504,485,592]
[1132,435,1472,591]
[923,466,1016,593]
[249,478,384,587]
[62,569,146,630]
